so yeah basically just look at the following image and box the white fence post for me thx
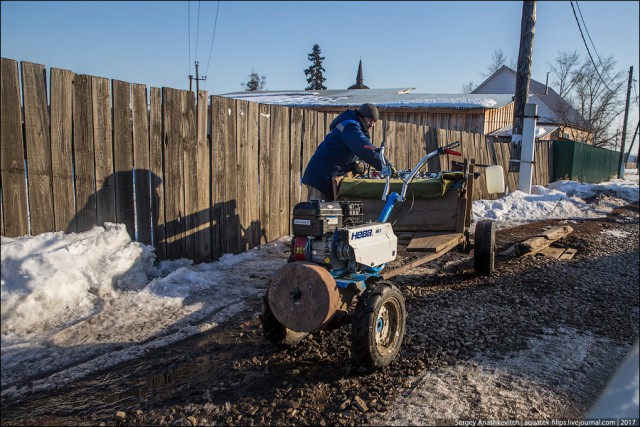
[518,103,538,194]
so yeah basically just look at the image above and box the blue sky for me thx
[2,0,639,153]
[2,1,638,94]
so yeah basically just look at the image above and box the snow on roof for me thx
[220,89,514,110]
[489,124,559,138]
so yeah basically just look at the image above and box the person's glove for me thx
[353,160,366,175]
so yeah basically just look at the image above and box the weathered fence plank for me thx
[149,87,166,259]
[72,74,97,233]
[50,68,76,232]
[92,76,116,227]
[270,105,289,238]
[290,107,304,212]
[132,83,152,245]
[112,80,135,238]
[300,109,317,201]
[210,96,225,258]
[223,97,240,253]
[245,101,261,248]
[21,61,55,235]
[259,103,273,242]
[194,90,212,260]
[162,87,186,259]
[1,58,28,237]
[2,59,567,263]
[211,96,239,254]
[182,90,200,261]
[237,99,260,251]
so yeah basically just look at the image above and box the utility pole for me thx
[194,61,207,94]
[187,61,207,93]
[625,121,639,166]
[617,66,633,178]
[512,0,537,143]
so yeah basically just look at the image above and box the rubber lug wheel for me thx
[474,220,496,276]
[351,281,406,370]
[259,292,309,346]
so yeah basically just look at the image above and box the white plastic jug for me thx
[485,165,505,194]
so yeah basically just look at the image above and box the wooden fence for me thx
[0,58,552,261]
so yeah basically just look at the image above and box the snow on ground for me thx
[472,172,639,228]
[1,172,638,402]
[370,328,632,425]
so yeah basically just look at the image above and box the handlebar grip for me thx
[444,148,462,156]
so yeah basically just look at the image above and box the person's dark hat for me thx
[358,103,379,121]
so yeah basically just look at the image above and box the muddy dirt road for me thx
[2,204,638,426]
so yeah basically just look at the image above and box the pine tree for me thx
[242,70,267,91]
[304,44,327,90]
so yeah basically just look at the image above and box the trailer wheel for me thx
[259,291,308,346]
[351,281,406,370]
[474,220,496,276]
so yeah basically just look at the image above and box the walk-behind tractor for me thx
[260,141,505,369]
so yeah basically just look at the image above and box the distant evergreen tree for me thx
[304,44,327,90]
[242,70,267,91]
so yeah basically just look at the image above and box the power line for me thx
[204,1,221,90]
[188,1,191,76]
[575,2,609,77]
[194,1,201,63]
[569,0,615,93]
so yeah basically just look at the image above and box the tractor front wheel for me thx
[351,281,406,370]
[259,292,309,346]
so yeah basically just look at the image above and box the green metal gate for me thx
[552,140,619,183]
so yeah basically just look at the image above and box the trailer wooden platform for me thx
[333,160,482,279]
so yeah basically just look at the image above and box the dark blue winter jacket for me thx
[302,109,387,199]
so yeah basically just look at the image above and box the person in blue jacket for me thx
[302,103,393,201]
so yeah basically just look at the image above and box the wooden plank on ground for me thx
[0,58,28,237]
[132,83,152,245]
[536,245,566,259]
[516,226,574,256]
[396,232,415,246]
[382,236,462,279]
[407,231,464,252]
[92,76,116,227]
[558,247,577,260]
[112,80,135,238]
[50,67,76,232]
[72,74,97,232]
[21,61,55,235]
[149,87,166,259]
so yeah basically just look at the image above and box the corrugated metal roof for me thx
[489,124,559,138]
[473,66,590,130]
[220,88,514,110]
